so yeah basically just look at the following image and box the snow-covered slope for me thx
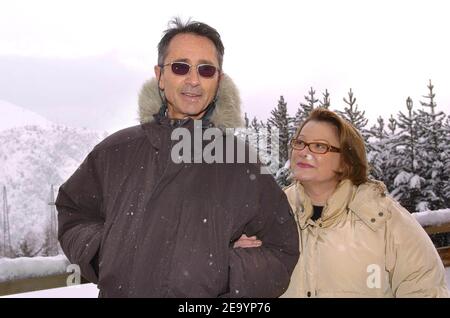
[0,100,52,131]
[0,124,106,255]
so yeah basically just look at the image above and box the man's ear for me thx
[154,65,164,90]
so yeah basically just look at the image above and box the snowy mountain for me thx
[0,100,52,131]
[0,123,106,255]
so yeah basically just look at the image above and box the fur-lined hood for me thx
[138,74,244,129]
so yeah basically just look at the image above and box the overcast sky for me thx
[1,0,449,133]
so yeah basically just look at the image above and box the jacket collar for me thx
[137,73,244,130]
[294,180,355,229]
[293,179,390,231]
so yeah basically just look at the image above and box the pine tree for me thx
[268,96,290,165]
[294,87,318,127]
[250,117,260,131]
[367,116,398,191]
[442,115,450,207]
[415,80,447,210]
[387,114,397,135]
[248,117,261,158]
[256,120,276,172]
[336,89,371,154]
[384,115,401,192]
[367,116,387,181]
[390,97,423,212]
[267,96,291,186]
[420,80,437,114]
[337,89,369,133]
[319,89,331,109]
[287,115,297,140]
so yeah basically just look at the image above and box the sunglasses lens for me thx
[198,65,216,77]
[171,63,190,75]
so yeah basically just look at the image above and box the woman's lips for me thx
[297,162,314,168]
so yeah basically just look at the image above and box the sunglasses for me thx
[160,62,218,78]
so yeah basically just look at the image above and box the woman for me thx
[236,108,449,297]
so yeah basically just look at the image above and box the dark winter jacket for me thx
[56,74,299,297]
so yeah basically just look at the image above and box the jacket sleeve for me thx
[386,200,449,298]
[56,150,105,284]
[223,177,300,298]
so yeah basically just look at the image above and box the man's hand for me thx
[233,234,262,248]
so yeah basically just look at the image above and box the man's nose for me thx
[185,66,200,86]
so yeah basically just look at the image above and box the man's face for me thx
[154,33,221,119]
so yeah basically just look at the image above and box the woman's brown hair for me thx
[293,108,369,185]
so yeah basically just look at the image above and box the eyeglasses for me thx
[290,139,341,154]
[160,62,218,78]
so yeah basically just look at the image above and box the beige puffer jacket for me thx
[281,179,449,298]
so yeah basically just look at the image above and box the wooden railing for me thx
[423,222,450,267]
[0,273,89,297]
[0,273,69,296]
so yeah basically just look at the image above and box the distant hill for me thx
[0,100,52,131]
[0,104,106,256]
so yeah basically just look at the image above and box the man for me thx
[56,18,299,297]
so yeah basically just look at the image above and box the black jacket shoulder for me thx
[93,124,147,153]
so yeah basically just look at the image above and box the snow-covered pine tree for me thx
[368,116,387,181]
[294,87,319,128]
[287,114,297,140]
[264,120,272,158]
[246,117,269,167]
[249,117,260,153]
[367,116,399,192]
[268,96,290,165]
[336,88,370,140]
[384,115,401,192]
[415,80,447,210]
[267,96,291,186]
[390,97,424,212]
[442,115,450,207]
[387,114,397,135]
[319,89,331,109]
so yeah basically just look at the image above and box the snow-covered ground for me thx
[0,255,69,282]
[413,209,450,227]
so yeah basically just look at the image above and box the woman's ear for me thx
[335,157,346,177]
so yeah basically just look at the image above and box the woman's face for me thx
[290,120,342,186]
